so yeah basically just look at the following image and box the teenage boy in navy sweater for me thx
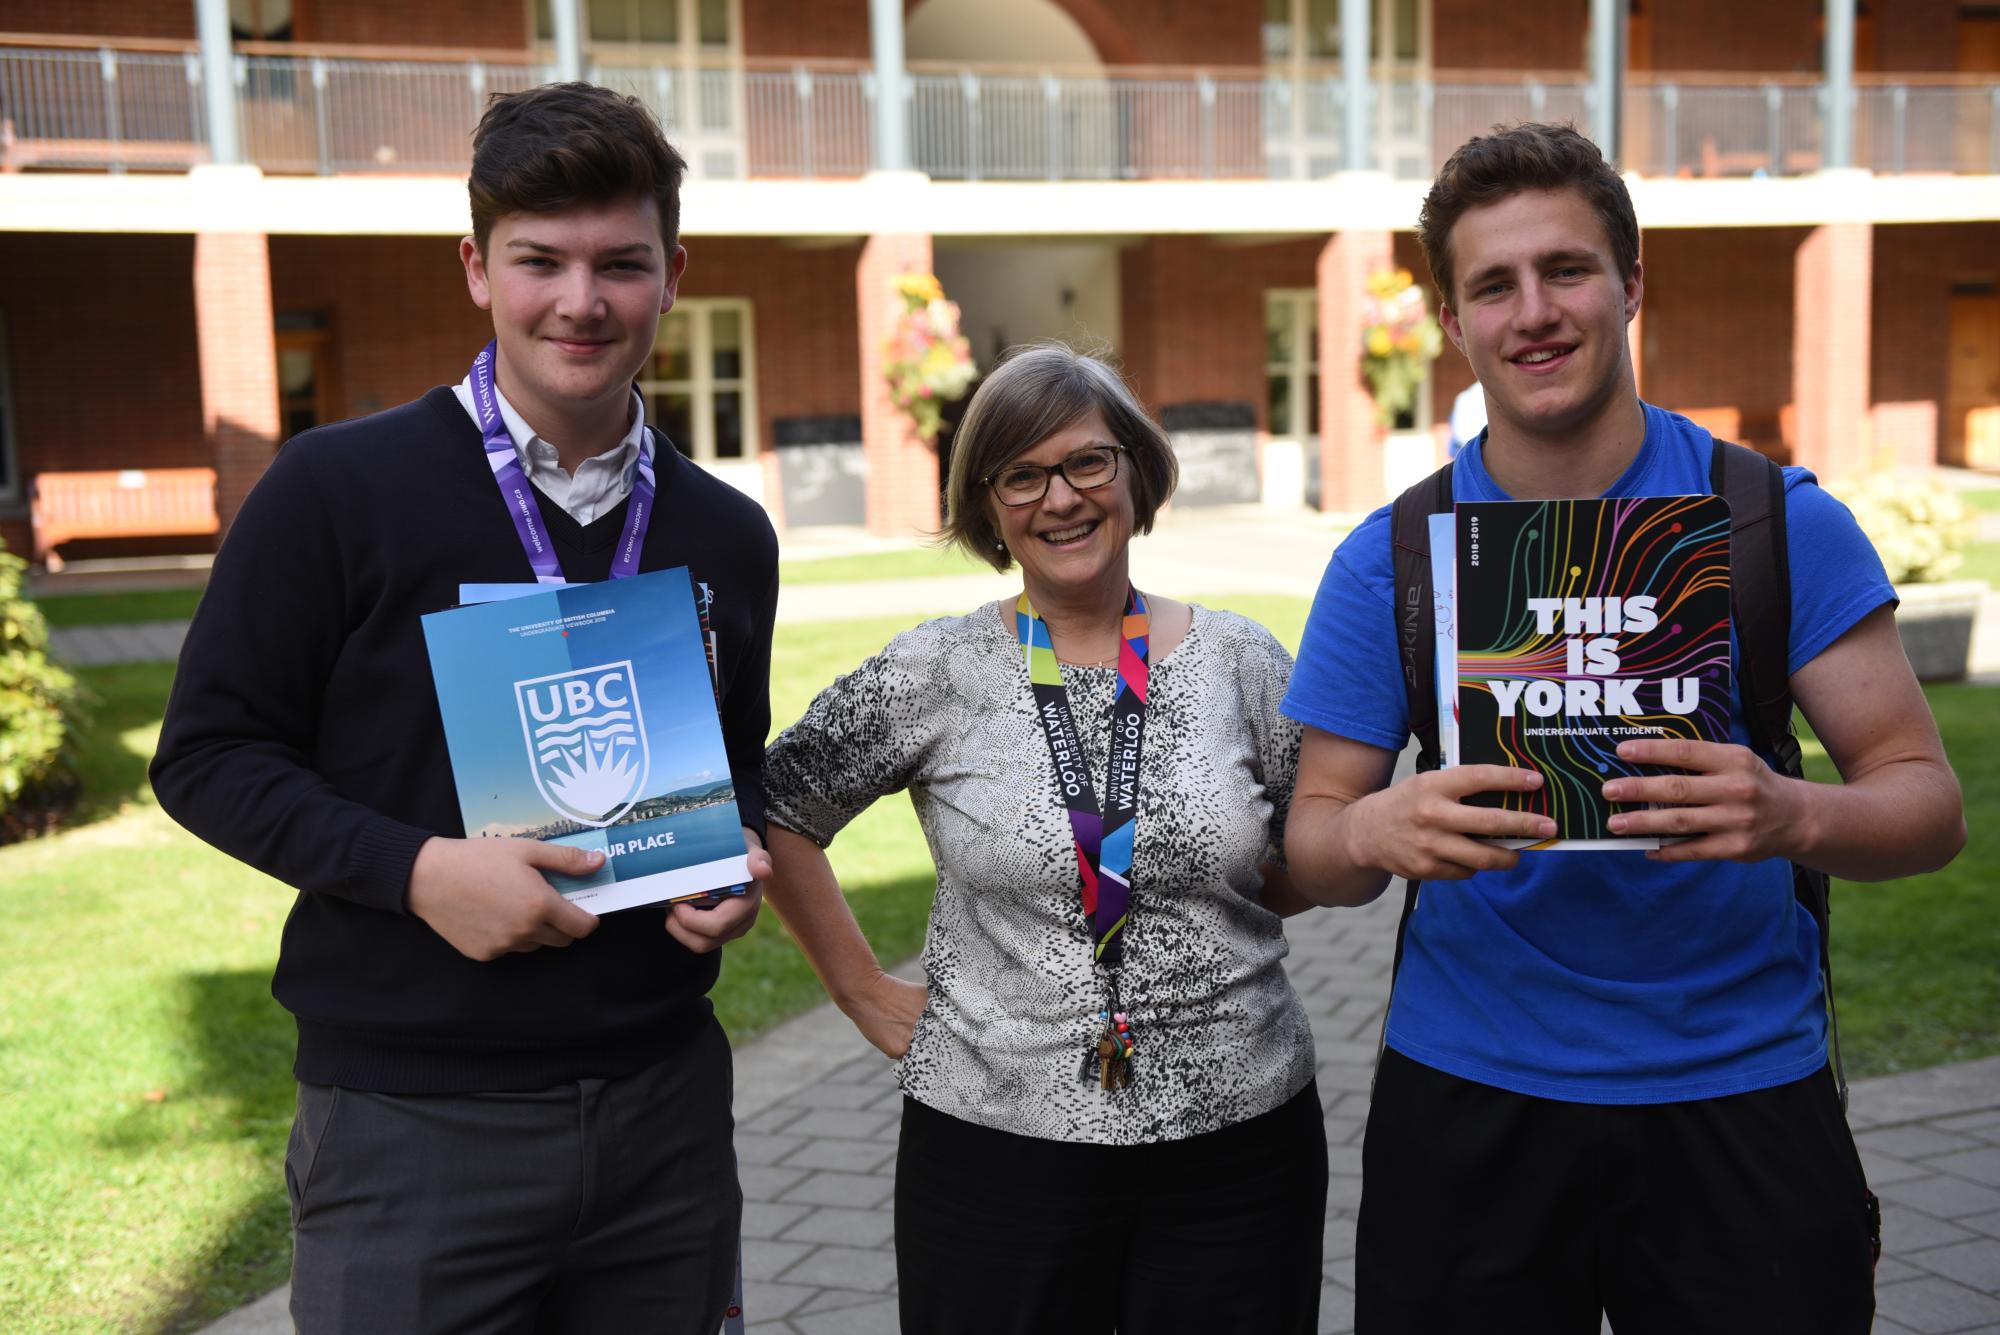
[1282,124,1964,1334]
[152,84,774,1334]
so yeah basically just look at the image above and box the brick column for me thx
[1792,223,1873,479]
[1317,229,1392,515]
[857,233,938,538]
[195,231,280,531]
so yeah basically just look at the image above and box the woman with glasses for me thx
[761,344,1326,1334]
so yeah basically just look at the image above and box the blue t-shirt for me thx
[1283,405,1895,1104]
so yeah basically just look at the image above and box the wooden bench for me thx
[30,468,219,571]
[1697,137,1821,179]
[0,117,209,173]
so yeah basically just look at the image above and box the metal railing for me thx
[238,56,545,174]
[1623,81,1826,178]
[1857,84,2000,175]
[907,71,1267,179]
[6,42,2000,184]
[741,68,873,177]
[0,45,209,171]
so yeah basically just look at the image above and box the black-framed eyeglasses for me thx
[984,444,1124,508]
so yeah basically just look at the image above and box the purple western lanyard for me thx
[469,340,655,582]
[472,341,743,1335]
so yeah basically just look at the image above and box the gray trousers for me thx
[285,1019,740,1335]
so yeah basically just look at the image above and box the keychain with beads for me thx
[1078,972,1136,1090]
[1095,1007,1134,1090]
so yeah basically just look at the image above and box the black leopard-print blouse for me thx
[765,603,1315,1145]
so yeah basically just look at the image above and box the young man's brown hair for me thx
[1417,122,1639,307]
[468,81,687,253]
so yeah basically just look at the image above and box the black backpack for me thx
[1386,439,1849,1110]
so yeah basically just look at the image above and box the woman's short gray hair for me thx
[940,344,1177,572]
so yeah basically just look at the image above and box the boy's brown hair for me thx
[469,82,686,253]
[1418,122,1638,307]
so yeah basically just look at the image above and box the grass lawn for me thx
[776,544,979,586]
[25,546,975,632]
[3,589,1994,1332]
[1960,487,2000,586]
[32,589,206,629]
[0,613,967,1334]
[1959,540,2000,587]
[1803,685,2000,1076]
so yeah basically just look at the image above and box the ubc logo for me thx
[513,661,650,826]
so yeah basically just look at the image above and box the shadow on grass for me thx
[94,968,296,1334]
[64,662,176,831]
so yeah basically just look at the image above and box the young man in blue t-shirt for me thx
[1282,124,1965,1333]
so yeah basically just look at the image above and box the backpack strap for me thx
[1393,461,1455,780]
[1378,461,1455,1079]
[1709,438,1847,1112]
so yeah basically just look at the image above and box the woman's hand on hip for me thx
[844,971,927,1059]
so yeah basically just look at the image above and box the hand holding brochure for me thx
[1442,495,1734,849]
[421,566,751,912]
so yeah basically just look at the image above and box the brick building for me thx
[1,0,1997,559]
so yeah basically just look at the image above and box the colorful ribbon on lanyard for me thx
[468,340,656,583]
[1016,588,1150,1089]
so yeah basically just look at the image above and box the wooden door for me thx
[1945,292,2000,468]
[1957,17,2000,172]
[1961,16,2000,74]
[274,329,340,442]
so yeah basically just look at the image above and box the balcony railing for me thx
[0,44,210,171]
[7,41,2000,184]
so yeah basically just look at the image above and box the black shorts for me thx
[1356,1047,1876,1335]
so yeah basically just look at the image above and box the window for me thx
[534,0,734,53]
[274,312,340,443]
[532,0,745,177]
[1265,290,1320,442]
[641,300,756,463]
[1264,0,1429,176]
[1263,0,1425,76]
[0,315,16,504]
[230,0,294,40]
[1264,0,1341,62]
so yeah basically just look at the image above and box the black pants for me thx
[286,1018,740,1335]
[895,1081,1328,1335]
[1356,1048,1875,1335]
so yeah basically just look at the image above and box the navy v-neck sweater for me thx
[152,388,778,1092]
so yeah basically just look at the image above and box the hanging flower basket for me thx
[1360,267,1444,429]
[882,272,977,445]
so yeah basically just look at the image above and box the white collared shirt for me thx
[453,377,649,526]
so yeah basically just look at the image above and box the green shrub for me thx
[1829,468,1976,584]
[0,544,78,836]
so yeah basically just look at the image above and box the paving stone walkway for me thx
[722,908,2000,1335]
[722,893,1403,1334]
[50,500,1996,1335]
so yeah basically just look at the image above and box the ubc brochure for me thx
[1440,495,1734,849]
[421,565,751,912]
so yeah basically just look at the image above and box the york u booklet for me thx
[1440,494,1734,849]
[420,566,751,912]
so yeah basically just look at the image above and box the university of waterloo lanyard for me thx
[469,340,655,583]
[1016,588,1150,1089]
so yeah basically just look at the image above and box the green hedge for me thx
[0,545,78,838]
